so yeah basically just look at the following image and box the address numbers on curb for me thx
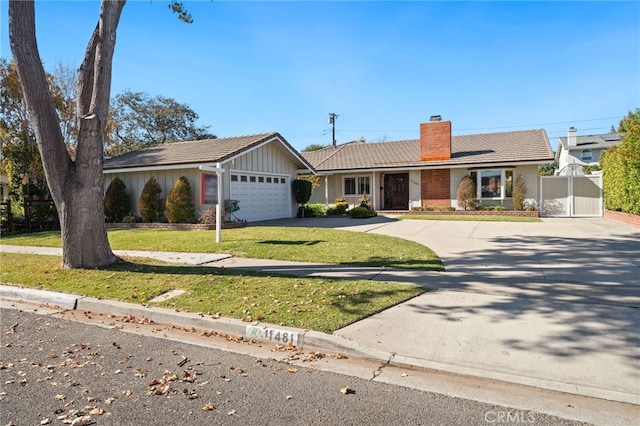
[246,326,299,346]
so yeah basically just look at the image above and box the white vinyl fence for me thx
[539,175,603,217]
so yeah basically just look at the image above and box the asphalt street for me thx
[0,307,587,426]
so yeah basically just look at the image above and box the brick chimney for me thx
[420,115,452,161]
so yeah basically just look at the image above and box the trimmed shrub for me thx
[292,179,312,205]
[348,206,376,219]
[139,177,164,223]
[456,176,477,210]
[512,174,527,211]
[166,176,196,223]
[308,203,327,216]
[104,177,131,222]
[327,202,349,216]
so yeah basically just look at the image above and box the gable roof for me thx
[302,129,553,172]
[557,132,623,153]
[104,132,314,172]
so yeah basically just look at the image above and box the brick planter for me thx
[106,221,247,231]
[604,210,640,229]
[397,210,539,217]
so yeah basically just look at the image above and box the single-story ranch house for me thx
[103,133,315,222]
[301,116,555,211]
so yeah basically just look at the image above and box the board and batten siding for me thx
[104,168,205,218]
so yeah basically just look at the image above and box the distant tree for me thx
[103,177,131,222]
[9,0,193,268]
[538,160,557,176]
[105,90,214,156]
[165,176,196,223]
[0,58,75,200]
[456,176,476,210]
[297,174,320,190]
[512,175,527,211]
[302,144,331,152]
[139,177,164,223]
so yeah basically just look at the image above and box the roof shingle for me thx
[302,129,553,172]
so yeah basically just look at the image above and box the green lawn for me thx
[0,226,443,270]
[1,225,440,333]
[0,252,424,334]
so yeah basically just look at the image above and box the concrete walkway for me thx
[1,217,639,406]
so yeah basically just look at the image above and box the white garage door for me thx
[230,173,292,222]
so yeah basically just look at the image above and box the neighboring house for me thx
[103,133,315,222]
[555,127,623,176]
[301,116,554,210]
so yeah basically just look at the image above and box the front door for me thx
[384,173,409,210]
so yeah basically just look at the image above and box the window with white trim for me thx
[344,176,370,195]
[470,169,514,200]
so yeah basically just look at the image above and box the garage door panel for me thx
[230,173,291,222]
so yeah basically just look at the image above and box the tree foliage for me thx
[303,144,331,152]
[0,58,74,199]
[105,90,214,156]
[103,177,131,222]
[456,176,476,210]
[165,176,196,223]
[138,177,164,223]
[512,174,527,211]
[602,109,640,215]
[538,160,557,176]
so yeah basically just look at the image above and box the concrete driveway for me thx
[262,216,640,404]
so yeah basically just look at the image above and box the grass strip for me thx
[1,252,424,334]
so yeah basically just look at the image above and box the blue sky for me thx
[1,1,639,151]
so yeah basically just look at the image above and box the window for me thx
[344,176,370,195]
[581,149,593,162]
[273,178,279,183]
[258,176,264,183]
[240,175,248,182]
[250,176,256,182]
[266,177,272,183]
[231,174,238,182]
[280,178,286,184]
[470,169,514,200]
[344,177,356,195]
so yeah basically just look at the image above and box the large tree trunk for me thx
[9,0,124,269]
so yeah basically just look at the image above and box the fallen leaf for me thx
[70,415,92,426]
[401,372,408,377]
[340,386,354,395]
[40,419,51,425]
[202,402,215,411]
[122,390,132,396]
[55,394,65,401]
[286,395,293,400]
[228,409,236,416]
[287,367,298,373]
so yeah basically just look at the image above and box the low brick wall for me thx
[399,210,539,217]
[604,210,640,229]
[106,222,247,231]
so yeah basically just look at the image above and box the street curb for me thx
[0,285,394,363]
[0,285,78,310]
[3,286,639,407]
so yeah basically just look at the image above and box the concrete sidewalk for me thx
[1,217,639,406]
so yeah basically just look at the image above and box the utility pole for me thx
[328,113,338,148]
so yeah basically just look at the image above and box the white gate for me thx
[540,175,603,217]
